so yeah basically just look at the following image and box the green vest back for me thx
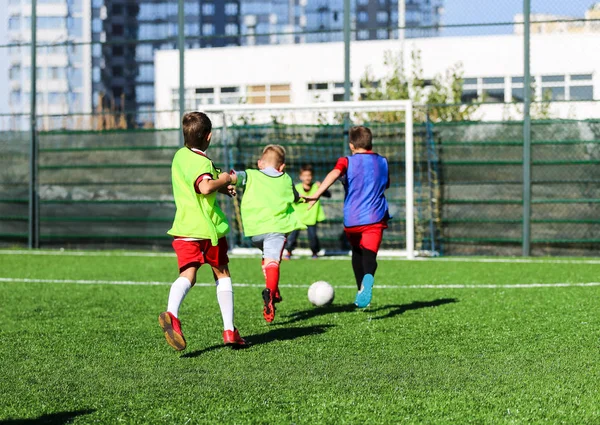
[293,183,327,226]
[167,148,229,245]
[240,169,306,237]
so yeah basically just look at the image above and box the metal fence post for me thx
[522,0,532,256]
[343,0,351,155]
[28,0,39,249]
[178,0,185,146]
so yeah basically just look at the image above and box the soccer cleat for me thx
[311,254,319,259]
[223,328,247,347]
[262,288,275,322]
[283,252,291,261]
[158,311,186,351]
[354,274,374,308]
[273,290,283,304]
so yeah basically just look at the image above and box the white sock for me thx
[167,277,192,318]
[216,277,234,331]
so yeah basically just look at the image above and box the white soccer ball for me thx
[307,281,335,307]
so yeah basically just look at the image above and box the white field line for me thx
[1,249,600,265]
[0,277,599,290]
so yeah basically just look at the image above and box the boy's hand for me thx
[218,172,232,185]
[229,170,238,185]
[226,185,237,197]
[302,196,319,210]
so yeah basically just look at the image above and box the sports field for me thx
[0,250,599,424]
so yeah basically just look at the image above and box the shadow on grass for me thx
[181,324,334,358]
[370,298,458,320]
[0,409,95,425]
[281,303,358,324]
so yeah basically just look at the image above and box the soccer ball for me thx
[307,281,335,307]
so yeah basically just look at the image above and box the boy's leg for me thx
[284,229,299,258]
[160,239,202,351]
[208,238,246,347]
[351,247,364,290]
[253,233,286,322]
[354,224,385,308]
[307,225,320,257]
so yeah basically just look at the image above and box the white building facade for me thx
[7,0,92,128]
[154,33,600,128]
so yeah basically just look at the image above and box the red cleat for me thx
[273,290,283,304]
[262,288,275,322]
[223,328,247,347]
[158,311,186,351]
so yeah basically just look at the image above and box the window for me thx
[185,23,199,35]
[542,87,565,100]
[112,66,123,77]
[69,92,82,107]
[136,85,154,103]
[482,77,505,102]
[70,68,83,85]
[225,23,238,35]
[112,45,124,56]
[93,18,102,33]
[571,74,592,81]
[246,84,291,104]
[358,12,368,23]
[376,11,388,23]
[202,23,215,35]
[49,67,65,80]
[9,66,21,80]
[569,86,593,101]
[137,65,154,82]
[48,92,64,105]
[68,17,83,37]
[136,44,153,60]
[461,77,478,103]
[377,29,388,39]
[225,3,238,15]
[92,67,100,83]
[308,83,328,90]
[202,2,215,16]
[10,90,21,105]
[185,2,199,16]
[112,24,124,35]
[541,75,564,83]
[357,30,369,40]
[9,16,20,30]
[357,0,369,5]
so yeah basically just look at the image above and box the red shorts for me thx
[344,221,388,253]
[172,237,229,271]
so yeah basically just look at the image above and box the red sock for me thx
[263,262,280,294]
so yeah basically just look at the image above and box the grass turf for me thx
[0,251,599,424]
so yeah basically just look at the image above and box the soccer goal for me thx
[203,100,416,259]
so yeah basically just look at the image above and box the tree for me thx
[360,49,480,123]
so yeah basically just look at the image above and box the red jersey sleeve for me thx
[194,173,214,194]
[334,157,349,176]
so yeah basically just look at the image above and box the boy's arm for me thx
[303,168,341,208]
[197,172,233,195]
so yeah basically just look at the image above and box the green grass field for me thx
[0,250,599,424]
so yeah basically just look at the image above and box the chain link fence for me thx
[1,0,599,255]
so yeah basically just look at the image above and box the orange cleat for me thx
[223,328,247,347]
[158,311,186,351]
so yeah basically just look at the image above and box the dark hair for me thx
[349,126,373,150]
[300,164,314,174]
[182,112,212,150]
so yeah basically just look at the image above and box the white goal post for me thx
[203,100,415,260]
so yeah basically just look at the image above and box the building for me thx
[154,32,599,128]
[90,0,241,127]
[7,0,92,129]
[514,2,600,35]
[355,0,443,41]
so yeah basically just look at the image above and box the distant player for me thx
[159,111,246,351]
[304,126,390,308]
[284,164,331,259]
[233,145,306,322]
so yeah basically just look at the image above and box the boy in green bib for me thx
[159,111,246,351]
[284,164,331,259]
[233,145,306,323]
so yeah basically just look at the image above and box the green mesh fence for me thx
[436,119,600,255]
[1,119,598,255]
